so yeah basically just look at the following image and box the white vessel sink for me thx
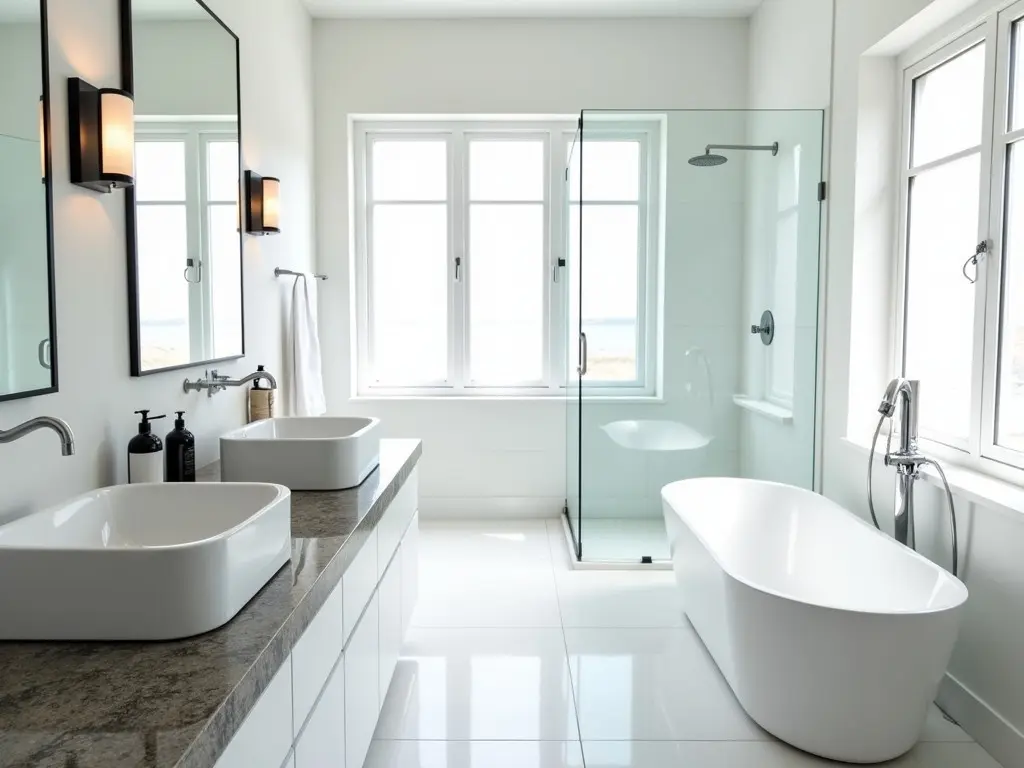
[220,417,381,491]
[0,483,291,641]
[601,420,712,452]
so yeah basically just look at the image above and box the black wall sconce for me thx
[68,77,135,193]
[245,171,280,235]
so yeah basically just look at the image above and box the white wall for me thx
[822,0,1024,765]
[0,0,315,524]
[314,18,750,517]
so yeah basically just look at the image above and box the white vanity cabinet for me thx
[218,469,419,768]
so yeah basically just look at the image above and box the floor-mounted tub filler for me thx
[662,478,968,763]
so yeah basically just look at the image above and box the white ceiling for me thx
[304,0,763,19]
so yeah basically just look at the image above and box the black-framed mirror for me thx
[0,0,59,402]
[120,0,244,376]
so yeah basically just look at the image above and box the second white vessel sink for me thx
[0,482,291,641]
[220,416,381,490]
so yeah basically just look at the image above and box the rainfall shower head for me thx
[689,150,728,167]
[688,142,780,167]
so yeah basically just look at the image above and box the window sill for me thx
[351,394,666,404]
[842,437,1024,520]
[732,395,794,424]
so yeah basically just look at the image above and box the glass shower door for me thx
[573,108,825,564]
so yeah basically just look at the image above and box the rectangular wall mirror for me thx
[0,0,58,402]
[121,0,244,376]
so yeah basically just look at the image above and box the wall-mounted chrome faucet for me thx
[0,416,75,456]
[183,368,278,398]
[867,378,959,575]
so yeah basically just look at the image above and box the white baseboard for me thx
[938,671,1024,768]
[418,496,563,519]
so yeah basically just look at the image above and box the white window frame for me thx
[134,120,239,363]
[351,117,663,398]
[895,0,1024,480]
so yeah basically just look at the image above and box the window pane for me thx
[468,204,544,383]
[372,140,447,201]
[911,43,986,167]
[371,204,448,383]
[137,205,190,369]
[569,141,641,202]
[207,140,239,202]
[570,204,640,382]
[997,143,1024,451]
[469,140,544,201]
[135,141,186,202]
[904,154,980,443]
[209,205,243,358]
[1011,20,1024,131]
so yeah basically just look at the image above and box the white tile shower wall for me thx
[821,0,1024,765]
[739,108,825,487]
[0,0,316,524]
[314,18,750,516]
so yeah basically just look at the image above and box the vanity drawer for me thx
[377,469,418,580]
[214,658,293,768]
[291,574,344,735]
[343,529,378,646]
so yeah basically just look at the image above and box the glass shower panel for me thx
[564,123,582,559]
[573,109,824,564]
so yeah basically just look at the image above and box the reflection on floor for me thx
[571,517,670,563]
[365,519,1002,768]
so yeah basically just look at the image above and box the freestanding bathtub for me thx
[662,478,968,764]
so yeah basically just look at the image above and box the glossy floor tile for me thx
[414,567,561,628]
[364,740,585,768]
[554,569,684,628]
[581,740,1003,767]
[419,520,555,570]
[374,628,580,741]
[564,626,765,741]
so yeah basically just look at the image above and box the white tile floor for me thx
[365,519,1002,768]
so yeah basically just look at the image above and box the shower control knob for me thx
[751,310,775,346]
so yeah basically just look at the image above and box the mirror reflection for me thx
[127,0,243,375]
[0,0,56,400]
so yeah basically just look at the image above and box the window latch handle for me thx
[963,241,989,284]
[455,256,462,282]
[553,257,566,283]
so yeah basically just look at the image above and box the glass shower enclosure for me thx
[564,109,825,564]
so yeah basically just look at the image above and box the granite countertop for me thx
[0,438,423,768]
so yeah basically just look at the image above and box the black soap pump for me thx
[128,410,166,484]
[165,411,196,483]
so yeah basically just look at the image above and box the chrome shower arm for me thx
[706,143,779,155]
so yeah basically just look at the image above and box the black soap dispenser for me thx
[165,411,196,483]
[128,410,166,484]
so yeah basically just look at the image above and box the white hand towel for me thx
[290,274,326,417]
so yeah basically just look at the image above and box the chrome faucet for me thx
[183,368,278,398]
[868,378,960,575]
[877,378,925,551]
[0,416,75,456]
